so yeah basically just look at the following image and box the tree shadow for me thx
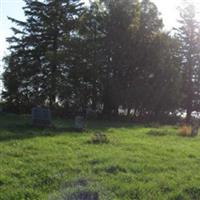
[0,124,82,142]
[0,114,138,142]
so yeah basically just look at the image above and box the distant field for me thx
[1,114,200,200]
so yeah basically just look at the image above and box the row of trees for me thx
[2,0,200,122]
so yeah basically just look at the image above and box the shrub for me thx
[90,132,109,144]
[179,125,192,137]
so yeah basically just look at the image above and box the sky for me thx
[1,0,200,90]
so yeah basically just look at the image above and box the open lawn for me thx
[1,114,200,200]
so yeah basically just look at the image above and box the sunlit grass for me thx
[1,114,200,199]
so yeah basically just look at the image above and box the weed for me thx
[179,125,192,137]
[89,132,109,144]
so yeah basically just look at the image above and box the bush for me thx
[90,132,109,144]
[179,125,192,137]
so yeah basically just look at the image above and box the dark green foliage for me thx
[3,0,84,111]
[2,0,197,123]
[175,3,200,123]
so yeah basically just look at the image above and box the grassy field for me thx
[1,114,200,200]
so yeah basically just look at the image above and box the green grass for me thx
[1,114,200,200]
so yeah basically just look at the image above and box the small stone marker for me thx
[75,116,85,131]
[191,124,199,137]
[32,107,52,127]
[86,108,97,119]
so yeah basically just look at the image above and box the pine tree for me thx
[101,0,139,117]
[3,0,84,111]
[65,0,106,113]
[176,3,200,123]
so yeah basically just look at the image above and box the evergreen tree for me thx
[2,0,184,121]
[3,0,83,110]
[65,0,106,113]
[101,0,139,116]
[176,4,200,123]
[125,0,163,117]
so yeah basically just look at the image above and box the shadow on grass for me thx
[0,114,137,142]
[0,124,84,142]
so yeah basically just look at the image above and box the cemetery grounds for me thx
[1,114,200,200]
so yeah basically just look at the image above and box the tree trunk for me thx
[186,106,192,124]
[103,100,112,117]
[186,59,193,124]
[112,105,119,117]
[127,108,131,118]
[49,95,56,109]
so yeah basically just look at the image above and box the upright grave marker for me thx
[75,116,85,131]
[191,123,199,137]
[32,107,52,127]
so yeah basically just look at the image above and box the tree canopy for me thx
[2,0,200,123]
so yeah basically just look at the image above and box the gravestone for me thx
[86,108,97,119]
[191,124,199,137]
[32,107,52,127]
[75,116,85,131]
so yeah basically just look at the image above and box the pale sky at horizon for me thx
[1,0,200,88]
